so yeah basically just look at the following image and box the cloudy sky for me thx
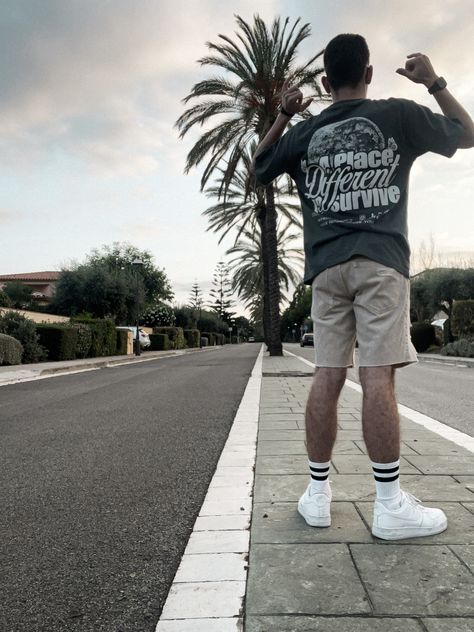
[1,0,473,311]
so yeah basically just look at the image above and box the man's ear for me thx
[365,65,373,85]
[321,76,331,94]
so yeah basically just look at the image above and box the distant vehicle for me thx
[116,326,151,348]
[300,333,314,347]
[248,336,256,342]
[431,318,448,328]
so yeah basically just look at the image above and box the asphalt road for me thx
[0,344,260,632]
[285,343,474,437]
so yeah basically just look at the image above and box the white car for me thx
[116,326,151,348]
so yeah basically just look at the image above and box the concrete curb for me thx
[417,353,474,368]
[0,346,223,386]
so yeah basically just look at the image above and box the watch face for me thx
[430,77,447,93]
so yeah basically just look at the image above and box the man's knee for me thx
[314,366,347,389]
[359,365,394,391]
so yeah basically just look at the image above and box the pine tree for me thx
[188,280,204,327]
[209,261,235,323]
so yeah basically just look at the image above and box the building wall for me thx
[0,308,69,324]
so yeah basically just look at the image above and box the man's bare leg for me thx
[305,367,347,462]
[359,366,400,463]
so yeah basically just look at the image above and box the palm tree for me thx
[176,14,325,354]
[227,221,304,317]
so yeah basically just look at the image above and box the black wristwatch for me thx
[280,106,294,118]
[428,77,447,94]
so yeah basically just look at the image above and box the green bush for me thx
[116,329,129,355]
[214,333,226,345]
[201,331,216,346]
[200,336,209,347]
[153,326,185,349]
[183,329,200,348]
[73,318,116,357]
[0,291,12,307]
[0,311,46,363]
[410,322,436,353]
[0,333,23,365]
[443,318,453,345]
[71,323,92,358]
[231,336,238,344]
[149,333,170,350]
[36,324,78,361]
[451,300,474,339]
[440,339,474,358]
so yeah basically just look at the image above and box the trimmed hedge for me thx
[116,329,129,355]
[231,336,238,344]
[200,336,209,347]
[440,339,474,358]
[452,300,474,339]
[0,333,23,365]
[36,324,78,361]
[153,326,185,349]
[71,323,92,358]
[201,331,216,346]
[149,333,170,350]
[410,322,436,352]
[183,329,200,348]
[73,318,116,357]
[214,333,225,346]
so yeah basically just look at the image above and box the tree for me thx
[209,261,235,322]
[2,281,33,309]
[51,243,173,323]
[176,15,325,355]
[410,268,474,322]
[280,282,312,340]
[227,221,303,311]
[188,280,204,327]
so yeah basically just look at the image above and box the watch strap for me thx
[428,77,447,94]
[280,106,294,118]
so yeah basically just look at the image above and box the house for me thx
[0,271,61,305]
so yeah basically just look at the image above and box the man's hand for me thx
[396,53,438,88]
[281,78,313,115]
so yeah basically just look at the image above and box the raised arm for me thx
[251,79,313,172]
[396,53,474,149]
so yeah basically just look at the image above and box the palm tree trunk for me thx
[257,204,270,348]
[264,183,283,356]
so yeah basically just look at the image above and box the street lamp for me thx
[131,258,144,356]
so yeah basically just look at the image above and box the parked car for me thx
[248,336,255,342]
[116,326,151,349]
[300,333,314,347]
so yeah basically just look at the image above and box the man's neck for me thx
[331,86,367,103]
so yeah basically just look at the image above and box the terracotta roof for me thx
[0,271,61,282]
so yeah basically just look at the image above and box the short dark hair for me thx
[323,34,370,90]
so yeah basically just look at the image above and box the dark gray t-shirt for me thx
[255,98,463,283]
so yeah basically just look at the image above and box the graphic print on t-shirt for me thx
[301,117,401,226]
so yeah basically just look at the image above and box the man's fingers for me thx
[407,52,423,58]
[282,78,290,92]
[396,67,410,77]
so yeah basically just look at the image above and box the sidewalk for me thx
[0,346,220,386]
[245,353,474,631]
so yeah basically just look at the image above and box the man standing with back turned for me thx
[253,34,474,540]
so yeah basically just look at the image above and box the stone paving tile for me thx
[402,440,471,456]
[259,420,300,430]
[255,454,335,475]
[331,455,421,475]
[450,544,474,572]
[251,501,372,543]
[337,420,363,430]
[454,476,474,493]
[245,616,422,632]
[259,413,304,421]
[462,502,474,515]
[422,619,474,632]
[253,474,474,503]
[258,430,306,441]
[257,440,307,455]
[355,440,420,455]
[356,502,474,544]
[246,543,371,615]
[351,544,474,616]
[404,455,474,475]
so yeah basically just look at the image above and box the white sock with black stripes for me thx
[371,459,401,508]
[308,459,331,495]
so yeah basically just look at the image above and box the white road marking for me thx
[284,348,474,453]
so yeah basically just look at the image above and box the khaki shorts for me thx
[311,256,418,368]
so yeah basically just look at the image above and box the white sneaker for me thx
[372,490,447,540]
[297,483,332,527]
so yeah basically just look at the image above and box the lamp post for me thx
[131,258,144,356]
